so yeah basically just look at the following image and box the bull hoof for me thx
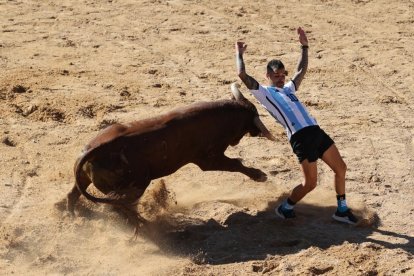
[54,198,67,212]
[54,198,77,219]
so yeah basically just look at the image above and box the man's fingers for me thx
[236,41,247,52]
[297,27,308,45]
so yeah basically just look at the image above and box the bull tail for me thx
[74,147,122,206]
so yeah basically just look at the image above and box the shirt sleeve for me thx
[249,84,269,104]
[285,80,297,94]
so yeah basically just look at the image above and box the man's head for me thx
[266,59,288,88]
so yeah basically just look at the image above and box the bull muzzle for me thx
[231,82,276,141]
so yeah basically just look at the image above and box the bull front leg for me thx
[194,154,267,182]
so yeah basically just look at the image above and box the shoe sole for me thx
[275,208,296,219]
[275,208,286,219]
[332,214,357,225]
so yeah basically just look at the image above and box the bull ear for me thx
[254,117,276,141]
[230,82,247,101]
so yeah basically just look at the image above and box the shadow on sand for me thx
[139,201,413,265]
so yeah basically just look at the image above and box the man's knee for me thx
[335,160,347,177]
[303,178,317,193]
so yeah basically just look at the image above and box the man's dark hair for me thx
[267,59,285,73]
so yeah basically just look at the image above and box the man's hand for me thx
[297,27,308,47]
[235,41,247,55]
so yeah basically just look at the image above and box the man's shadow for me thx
[139,200,413,265]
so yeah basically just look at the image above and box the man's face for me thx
[266,67,287,88]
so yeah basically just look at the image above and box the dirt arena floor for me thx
[1,0,413,275]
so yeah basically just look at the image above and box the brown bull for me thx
[65,84,274,216]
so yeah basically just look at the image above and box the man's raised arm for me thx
[235,42,259,90]
[292,27,309,90]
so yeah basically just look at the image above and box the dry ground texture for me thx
[1,0,413,275]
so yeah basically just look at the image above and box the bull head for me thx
[230,83,276,141]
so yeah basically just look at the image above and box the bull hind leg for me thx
[109,199,147,240]
[106,184,148,238]
[66,170,91,214]
[113,204,147,240]
[195,154,267,182]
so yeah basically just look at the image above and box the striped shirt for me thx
[250,81,318,140]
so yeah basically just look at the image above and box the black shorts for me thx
[289,125,334,163]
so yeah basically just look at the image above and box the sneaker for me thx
[332,208,358,225]
[275,204,296,219]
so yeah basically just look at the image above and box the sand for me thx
[0,0,413,275]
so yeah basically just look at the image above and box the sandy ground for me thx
[1,0,413,275]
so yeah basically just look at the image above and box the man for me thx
[235,27,357,224]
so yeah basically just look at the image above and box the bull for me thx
[64,83,275,222]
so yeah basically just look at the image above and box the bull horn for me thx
[230,82,247,101]
[254,116,276,141]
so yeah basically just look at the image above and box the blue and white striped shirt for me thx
[250,81,318,140]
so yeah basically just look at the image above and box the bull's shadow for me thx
[139,201,413,265]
